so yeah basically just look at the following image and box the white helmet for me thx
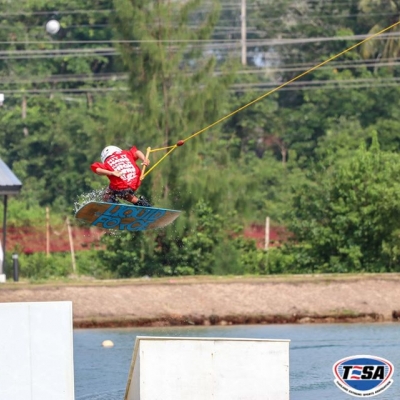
[101,146,121,163]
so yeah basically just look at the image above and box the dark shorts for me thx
[104,188,136,203]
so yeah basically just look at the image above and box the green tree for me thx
[358,0,400,60]
[274,65,400,165]
[285,135,400,272]
[3,97,102,208]
[97,200,260,278]
[96,230,151,278]
[111,0,237,209]
[0,0,116,91]
[0,0,131,209]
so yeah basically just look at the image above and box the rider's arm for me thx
[95,168,121,177]
[135,150,150,166]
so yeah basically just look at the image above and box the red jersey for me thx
[91,146,142,190]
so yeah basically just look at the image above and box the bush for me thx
[18,252,71,280]
[75,250,112,279]
[211,241,242,275]
[97,200,263,278]
[264,247,298,274]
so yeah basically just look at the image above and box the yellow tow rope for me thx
[140,20,400,181]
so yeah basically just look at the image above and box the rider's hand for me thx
[112,171,122,177]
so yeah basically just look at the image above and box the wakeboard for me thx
[75,201,181,231]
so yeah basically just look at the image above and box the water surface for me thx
[74,323,400,399]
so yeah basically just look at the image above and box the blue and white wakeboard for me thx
[75,201,181,231]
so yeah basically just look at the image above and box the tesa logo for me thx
[333,355,394,397]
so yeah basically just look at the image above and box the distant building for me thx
[0,158,22,280]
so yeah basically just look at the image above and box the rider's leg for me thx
[103,188,118,203]
[120,191,152,207]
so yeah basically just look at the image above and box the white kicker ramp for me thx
[125,336,290,400]
[0,301,75,400]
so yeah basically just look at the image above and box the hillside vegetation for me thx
[2,0,400,279]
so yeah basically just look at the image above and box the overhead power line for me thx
[0,0,385,15]
[0,32,400,60]
[3,79,400,95]
[232,82,400,92]
[231,77,400,89]
[0,9,113,16]
[0,32,399,61]
[1,31,400,47]
[0,73,127,84]
[2,57,400,85]
[0,47,114,56]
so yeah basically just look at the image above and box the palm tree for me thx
[358,0,400,60]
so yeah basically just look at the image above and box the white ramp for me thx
[0,301,75,400]
[125,336,290,400]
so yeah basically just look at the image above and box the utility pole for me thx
[66,217,76,273]
[265,216,270,251]
[241,0,247,65]
[46,207,50,257]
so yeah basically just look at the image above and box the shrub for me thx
[18,252,71,280]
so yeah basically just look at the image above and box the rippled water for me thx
[74,323,400,400]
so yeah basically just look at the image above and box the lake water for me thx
[74,323,400,400]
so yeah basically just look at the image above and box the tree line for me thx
[2,0,400,278]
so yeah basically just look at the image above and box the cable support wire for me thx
[140,20,400,180]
